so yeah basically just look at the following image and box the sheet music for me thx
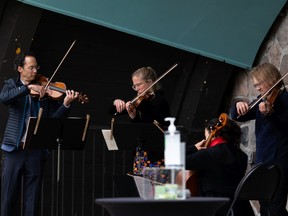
[102,129,118,150]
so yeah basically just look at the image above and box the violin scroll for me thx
[205,113,228,148]
[77,92,89,104]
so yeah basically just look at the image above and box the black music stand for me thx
[112,122,164,151]
[24,115,90,216]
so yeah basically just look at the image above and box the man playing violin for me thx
[112,66,170,125]
[0,52,79,216]
[231,62,288,216]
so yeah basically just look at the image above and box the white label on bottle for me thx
[165,133,182,167]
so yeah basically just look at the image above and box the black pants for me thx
[1,149,46,216]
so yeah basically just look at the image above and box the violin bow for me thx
[153,120,165,133]
[44,40,77,89]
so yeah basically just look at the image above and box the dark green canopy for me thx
[18,0,287,68]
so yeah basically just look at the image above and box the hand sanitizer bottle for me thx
[164,117,182,168]
[163,117,187,199]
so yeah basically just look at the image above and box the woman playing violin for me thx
[231,63,288,216]
[110,67,171,191]
[185,117,254,216]
[0,52,79,216]
[112,66,171,125]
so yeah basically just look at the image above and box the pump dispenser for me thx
[164,117,182,168]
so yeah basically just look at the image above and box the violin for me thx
[130,92,155,109]
[263,86,282,115]
[31,74,89,104]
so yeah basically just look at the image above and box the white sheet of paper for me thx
[102,129,118,150]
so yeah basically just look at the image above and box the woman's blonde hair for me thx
[132,67,159,91]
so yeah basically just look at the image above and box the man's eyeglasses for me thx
[253,80,265,88]
[27,65,40,71]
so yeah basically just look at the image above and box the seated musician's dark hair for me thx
[205,118,242,148]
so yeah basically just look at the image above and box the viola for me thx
[31,74,89,104]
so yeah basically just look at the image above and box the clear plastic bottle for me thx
[164,117,182,168]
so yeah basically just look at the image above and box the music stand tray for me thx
[106,122,164,152]
[24,115,90,150]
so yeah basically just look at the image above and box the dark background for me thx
[0,1,242,215]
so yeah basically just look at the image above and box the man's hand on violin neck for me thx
[63,90,79,106]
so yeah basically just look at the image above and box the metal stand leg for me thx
[56,138,62,216]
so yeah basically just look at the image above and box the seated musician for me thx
[185,116,254,216]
